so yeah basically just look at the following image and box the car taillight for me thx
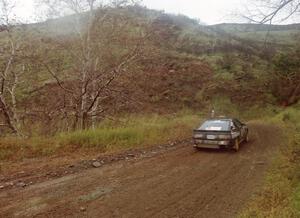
[218,135,231,140]
[194,134,204,138]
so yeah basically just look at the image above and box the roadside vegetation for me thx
[0,113,199,162]
[241,106,300,218]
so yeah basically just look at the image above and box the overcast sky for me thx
[10,0,244,24]
[9,0,300,24]
[142,0,245,24]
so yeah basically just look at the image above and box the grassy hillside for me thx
[0,5,299,135]
[211,23,300,45]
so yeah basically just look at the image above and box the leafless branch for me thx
[43,63,75,94]
[245,0,300,24]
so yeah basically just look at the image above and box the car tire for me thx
[233,138,239,152]
[245,133,249,143]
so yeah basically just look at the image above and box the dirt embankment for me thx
[0,123,282,218]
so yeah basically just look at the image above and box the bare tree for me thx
[37,0,149,130]
[244,0,300,23]
[0,0,25,135]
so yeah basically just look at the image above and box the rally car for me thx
[193,118,249,151]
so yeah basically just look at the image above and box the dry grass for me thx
[240,109,300,218]
[0,113,200,162]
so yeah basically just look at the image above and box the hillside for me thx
[211,23,300,45]
[0,5,300,135]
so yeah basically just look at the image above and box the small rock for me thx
[0,185,4,189]
[92,161,101,168]
[5,182,14,186]
[80,207,86,212]
[127,154,135,158]
[17,182,26,188]
[69,165,75,168]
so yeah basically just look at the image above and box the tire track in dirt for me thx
[0,122,283,218]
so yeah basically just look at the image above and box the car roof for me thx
[206,118,233,121]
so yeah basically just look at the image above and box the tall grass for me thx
[58,114,200,151]
[240,108,300,218]
[0,113,200,161]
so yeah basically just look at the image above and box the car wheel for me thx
[234,138,239,152]
[245,133,249,143]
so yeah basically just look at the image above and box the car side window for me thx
[233,120,242,129]
[231,121,237,130]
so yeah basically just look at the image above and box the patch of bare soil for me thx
[0,123,282,218]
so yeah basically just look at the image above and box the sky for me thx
[142,0,244,24]
[10,0,245,24]
[8,0,300,25]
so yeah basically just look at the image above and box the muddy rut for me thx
[0,123,283,218]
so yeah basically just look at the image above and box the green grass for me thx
[0,113,200,162]
[294,184,300,215]
[236,30,299,46]
[57,113,199,151]
[240,108,300,218]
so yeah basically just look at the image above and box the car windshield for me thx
[199,120,230,131]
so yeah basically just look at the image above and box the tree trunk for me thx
[0,95,20,135]
[79,2,94,130]
[80,111,88,130]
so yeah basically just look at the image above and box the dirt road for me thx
[0,123,282,218]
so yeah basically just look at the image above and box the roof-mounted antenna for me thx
[211,108,215,118]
